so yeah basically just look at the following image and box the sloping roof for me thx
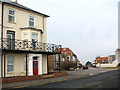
[95,57,108,61]
[0,0,50,17]
[61,48,72,53]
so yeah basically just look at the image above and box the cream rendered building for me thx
[0,0,61,77]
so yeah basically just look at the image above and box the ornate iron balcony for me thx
[2,38,62,53]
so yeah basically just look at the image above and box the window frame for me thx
[8,9,15,23]
[29,15,34,27]
[7,56,14,72]
[32,33,38,48]
[24,33,28,47]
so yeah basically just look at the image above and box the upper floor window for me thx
[8,9,15,23]
[7,30,15,49]
[32,33,38,48]
[24,33,28,47]
[56,54,59,61]
[29,15,34,27]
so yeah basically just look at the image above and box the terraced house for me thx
[0,0,61,78]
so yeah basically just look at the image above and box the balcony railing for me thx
[1,38,62,53]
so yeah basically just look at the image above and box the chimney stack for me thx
[15,0,17,3]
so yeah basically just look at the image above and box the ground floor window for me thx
[7,57,14,72]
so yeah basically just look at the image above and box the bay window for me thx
[32,33,38,48]
[24,33,28,47]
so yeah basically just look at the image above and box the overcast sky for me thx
[13,0,118,64]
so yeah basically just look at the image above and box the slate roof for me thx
[0,0,49,17]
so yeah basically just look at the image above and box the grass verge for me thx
[104,67,120,69]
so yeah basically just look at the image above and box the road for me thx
[22,69,119,88]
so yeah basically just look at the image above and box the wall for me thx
[1,53,48,77]
[42,54,47,74]
[48,55,54,72]
[0,2,48,77]
[28,54,42,76]
[0,2,2,78]
[4,53,25,77]
[2,72,68,84]
[0,53,1,77]
[115,50,120,62]
[96,63,118,67]
[2,3,47,43]
[118,1,120,48]
[108,55,115,63]
[0,2,2,32]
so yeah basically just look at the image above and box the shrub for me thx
[118,63,120,67]
[60,61,77,70]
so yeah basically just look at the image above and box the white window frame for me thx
[24,33,28,47]
[7,57,14,72]
[8,9,15,23]
[24,33,28,40]
[29,15,34,27]
[56,54,59,61]
[32,33,38,48]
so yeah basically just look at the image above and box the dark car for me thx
[83,65,88,70]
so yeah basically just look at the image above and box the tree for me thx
[60,61,77,70]
[118,63,120,67]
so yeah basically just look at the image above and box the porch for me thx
[0,38,62,78]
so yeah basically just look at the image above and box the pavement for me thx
[24,69,119,88]
[2,67,118,89]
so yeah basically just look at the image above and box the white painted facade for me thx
[0,0,49,77]
[28,54,42,76]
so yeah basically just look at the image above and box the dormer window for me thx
[8,9,15,23]
[29,15,34,27]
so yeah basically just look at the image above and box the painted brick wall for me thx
[2,72,68,84]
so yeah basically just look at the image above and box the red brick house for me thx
[48,48,79,71]
[94,56,109,64]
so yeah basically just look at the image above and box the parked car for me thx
[83,65,88,70]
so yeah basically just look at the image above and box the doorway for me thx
[33,57,38,75]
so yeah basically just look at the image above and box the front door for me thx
[33,61,38,75]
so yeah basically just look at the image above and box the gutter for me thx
[1,2,4,78]
[5,2,50,17]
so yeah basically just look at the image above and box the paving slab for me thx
[2,67,117,89]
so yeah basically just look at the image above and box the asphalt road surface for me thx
[23,69,119,88]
